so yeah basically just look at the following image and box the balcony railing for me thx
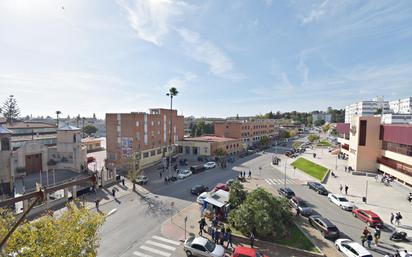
[377,157,412,177]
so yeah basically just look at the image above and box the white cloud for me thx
[176,28,234,77]
[165,72,197,89]
[117,0,186,46]
[302,0,329,24]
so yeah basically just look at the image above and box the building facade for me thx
[381,113,412,124]
[345,98,390,123]
[106,108,184,169]
[177,136,243,159]
[389,97,412,114]
[214,119,279,148]
[312,113,332,125]
[336,116,412,186]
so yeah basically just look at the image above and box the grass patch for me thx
[273,223,319,253]
[317,140,331,147]
[292,141,303,149]
[291,157,328,181]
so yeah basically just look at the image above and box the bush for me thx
[229,188,292,238]
[229,181,247,208]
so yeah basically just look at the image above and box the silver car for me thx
[184,236,224,257]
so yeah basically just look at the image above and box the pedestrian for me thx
[122,178,125,186]
[345,166,347,172]
[112,188,116,197]
[361,233,366,247]
[220,226,225,245]
[226,227,233,248]
[339,184,343,193]
[390,213,394,224]
[211,226,216,241]
[362,226,370,237]
[199,220,204,236]
[95,199,100,211]
[243,171,246,178]
[296,207,300,216]
[374,227,381,246]
[395,212,402,226]
[248,170,251,178]
[215,227,220,244]
[345,185,349,195]
[160,172,162,178]
[249,231,255,248]
[366,233,373,248]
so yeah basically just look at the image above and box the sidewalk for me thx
[294,147,412,249]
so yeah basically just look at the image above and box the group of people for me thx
[344,166,353,173]
[339,184,349,195]
[361,226,381,248]
[390,212,403,226]
[200,217,233,248]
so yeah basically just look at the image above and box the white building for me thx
[381,113,412,124]
[312,113,332,125]
[345,97,389,123]
[389,97,412,114]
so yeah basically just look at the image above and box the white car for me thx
[328,193,355,211]
[197,192,208,204]
[399,250,412,257]
[203,162,216,169]
[335,239,372,257]
[177,169,192,179]
[184,236,224,257]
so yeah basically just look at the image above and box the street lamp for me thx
[166,87,178,178]
[284,157,288,190]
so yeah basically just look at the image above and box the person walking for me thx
[220,226,225,245]
[211,226,216,242]
[226,227,233,248]
[215,227,220,244]
[112,188,116,197]
[345,185,349,195]
[395,212,402,226]
[198,219,205,236]
[345,166,347,172]
[122,177,125,186]
[95,199,100,211]
[160,171,162,178]
[248,170,251,178]
[249,231,255,248]
[243,171,246,178]
[361,233,367,247]
[374,227,381,246]
[366,233,373,248]
[339,184,343,193]
[390,213,394,224]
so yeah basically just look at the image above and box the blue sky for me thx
[0,0,412,119]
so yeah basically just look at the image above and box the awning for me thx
[204,197,225,208]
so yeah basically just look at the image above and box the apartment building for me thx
[345,97,389,123]
[106,108,184,169]
[381,113,412,124]
[336,116,412,186]
[389,97,412,114]
[312,113,332,125]
[177,136,243,159]
[214,119,279,148]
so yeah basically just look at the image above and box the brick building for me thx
[214,119,279,148]
[106,108,184,169]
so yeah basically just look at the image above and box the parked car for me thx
[307,182,328,195]
[352,209,383,227]
[135,175,148,185]
[204,162,216,169]
[197,192,208,204]
[335,239,372,257]
[184,236,225,257]
[277,187,295,199]
[231,246,268,257]
[328,193,355,211]
[290,197,313,217]
[212,183,229,192]
[177,169,193,179]
[190,165,206,174]
[399,250,412,257]
[308,215,340,239]
[191,185,209,195]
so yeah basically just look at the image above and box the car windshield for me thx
[205,240,216,252]
[328,227,339,232]
[372,217,381,221]
[338,197,348,202]
[299,201,308,207]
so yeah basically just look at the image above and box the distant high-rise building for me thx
[389,97,412,114]
[344,97,389,123]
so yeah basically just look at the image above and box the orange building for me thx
[214,119,279,148]
[106,108,184,169]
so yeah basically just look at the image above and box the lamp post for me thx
[284,157,287,190]
[166,87,178,178]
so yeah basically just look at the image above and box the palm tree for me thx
[56,111,61,127]
[166,87,178,177]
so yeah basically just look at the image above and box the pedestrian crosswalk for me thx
[264,178,302,185]
[133,235,181,257]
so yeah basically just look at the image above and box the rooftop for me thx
[0,124,12,134]
[58,123,80,131]
[4,121,56,129]
[184,135,239,143]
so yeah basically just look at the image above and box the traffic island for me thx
[291,157,328,181]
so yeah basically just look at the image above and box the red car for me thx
[212,183,229,192]
[232,246,268,257]
[352,209,383,227]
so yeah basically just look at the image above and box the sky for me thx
[0,0,412,119]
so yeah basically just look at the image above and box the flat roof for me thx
[81,137,102,143]
[11,134,57,142]
[5,121,56,129]
[184,136,239,143]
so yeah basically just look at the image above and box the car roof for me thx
[192,237,208,246]
[344,241,371,255]
[281,187,293,192]
[194,184,206,188]
[357,209,380,218]
[234,246,256,256]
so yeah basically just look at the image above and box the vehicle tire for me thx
[309,220,313,226]
[336,245,340,251]
[185,251,192,257]
[340,205,344,210]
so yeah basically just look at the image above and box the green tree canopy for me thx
[83,124,98,136]
[214,148,227,158]
[0,203,104,256]
[2,95,20,123]
[314,119,325,126]
[190,121,214,137]
[307,134,320,142]
[229,188,292,238]
[259,135,269,147]
[228,181,247,209]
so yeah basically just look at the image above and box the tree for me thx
[279,129,291,139]
[229,188,292,238]
[314,119,325,127]
[215,148,227,158]
[308,134,319,142]
[322,123,331,134]
[83,125,98,136]
[125,156,141,192]
[259,135,269,148]
[228,181,246,209]
[0,202,104,256]
[2,95,20,123]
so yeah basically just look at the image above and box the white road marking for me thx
[140,246,171,257]
[133,251,154,257]
[152,235,181,246]
[265,179,273,185]
[146,240,176,251]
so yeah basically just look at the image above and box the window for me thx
[157,149,162,154]
[150,150,156,156]
[151,121,154,126]
[136,132,140,140]
[136,121,139,127]
[359,120,367,146]
[143,152,149,158]
[108,153,117,161]
[1,138,10,151]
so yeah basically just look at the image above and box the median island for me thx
[291,157,328,181]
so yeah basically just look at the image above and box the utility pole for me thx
[166,88,178,178]
[284,157,287,189]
